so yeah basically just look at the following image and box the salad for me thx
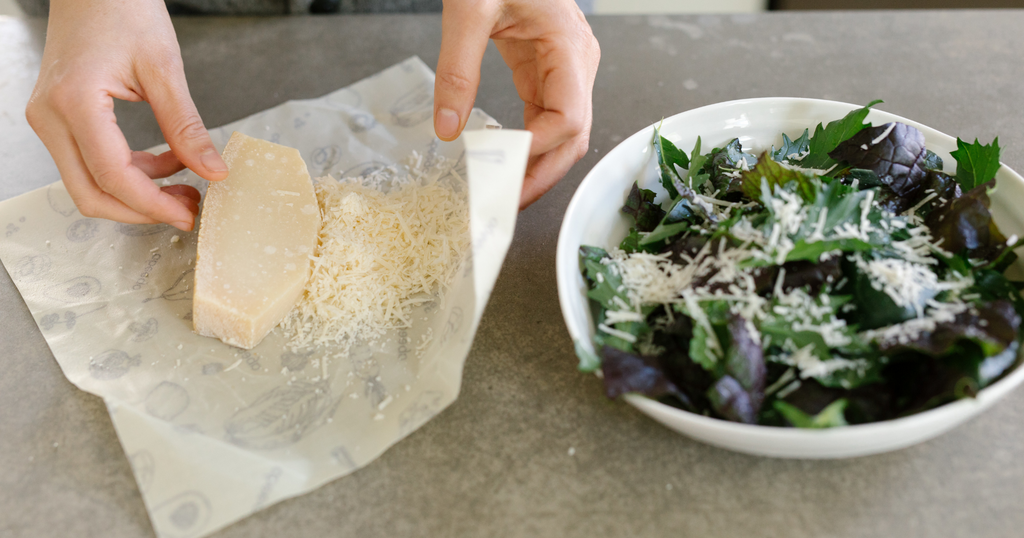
[579,101,1024,428]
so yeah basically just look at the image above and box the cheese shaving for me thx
[282,154,469,350]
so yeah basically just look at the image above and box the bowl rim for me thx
[556,96,1024,437]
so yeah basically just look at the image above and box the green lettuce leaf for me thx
[640,221,690,246]
[575,339,602,372]
[785,238,873,263]
[951,137,1001,190]
[689,322,718,373]
[740,153,815,202]
[654,128,689,198]
[774,398,849,428]
[687,136,711,191]
[798,99,882,170]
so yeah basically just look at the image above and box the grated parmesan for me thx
[281,154,469,350]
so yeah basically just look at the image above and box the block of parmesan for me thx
[193,132,321,349]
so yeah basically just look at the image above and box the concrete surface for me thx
[3,11,1024,538]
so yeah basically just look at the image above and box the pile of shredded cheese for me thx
[281,153,469,350]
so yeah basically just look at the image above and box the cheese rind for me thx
[193,132,320,349]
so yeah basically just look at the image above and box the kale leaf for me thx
[709,138,757,198]
[923,149,944,171]
[653,132,717,223]
[771,130,811,163]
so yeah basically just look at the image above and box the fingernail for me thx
[201,149,228,173]
[172,220,194,232]
[435,108,460,141]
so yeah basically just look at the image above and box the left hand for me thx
[433,0,600,209]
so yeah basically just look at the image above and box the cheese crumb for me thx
[282,155,469,350]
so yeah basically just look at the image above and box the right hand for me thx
[25,0,227,232]
[432,0,600,209]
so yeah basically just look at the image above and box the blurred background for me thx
[3,0,1024,16]
[590,0,1024,11]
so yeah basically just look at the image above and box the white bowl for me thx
[556,97,1024,458]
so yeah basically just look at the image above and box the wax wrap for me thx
[0,57,531,538]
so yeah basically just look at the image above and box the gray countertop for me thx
[3,10,1024,538]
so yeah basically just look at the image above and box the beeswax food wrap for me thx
[0,57,531,538]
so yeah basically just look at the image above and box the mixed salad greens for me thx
[579,101,1024,428]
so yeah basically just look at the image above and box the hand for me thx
[25,0,227,231]
[433,0,600,209]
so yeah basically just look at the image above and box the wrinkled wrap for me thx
[0,57,531,538]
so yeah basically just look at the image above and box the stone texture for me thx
[3,11,1024,538]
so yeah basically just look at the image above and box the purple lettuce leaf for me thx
[706,315,767,424]
[925,181,1008,260]
[600,345,682,401]
[829,122,928,198]
[621,182,665,233]
[707,376,758,424]
[877,300,1020,357]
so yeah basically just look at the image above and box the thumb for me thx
[434,1,494,141]
[143,61,228,182]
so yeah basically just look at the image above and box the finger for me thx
[433,1,495,141]
[62,90,199,230]
[138,151,203,216]
[132,149,186,179]
[138,152,202,217]
[44,125,164,224]
[519,37,592,157]
[161,183,201,204]
[28,102,158,223]
[519,134,590,209]
[164,188,200,216]
[496,40,543,109]
[139,56,228,182]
